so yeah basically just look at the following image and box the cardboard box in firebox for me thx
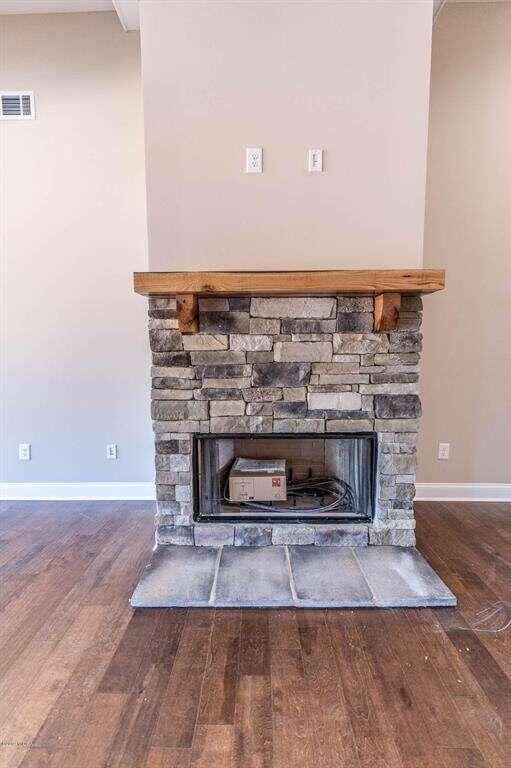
[228,458,287,502]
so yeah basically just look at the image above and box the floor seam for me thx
[208,546,222,605]
[285,545,299,604]
[351,546,378,606]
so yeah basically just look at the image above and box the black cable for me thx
[222,474,357,515]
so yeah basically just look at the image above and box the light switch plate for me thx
[308,148,323,172]
[438,442,450,460]
[106,443,118,460]
[246,147,263,173]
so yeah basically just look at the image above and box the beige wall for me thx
[0,12,153,483]
[418,2,511,483]
[140,0,433,271]
[4,3,508,490]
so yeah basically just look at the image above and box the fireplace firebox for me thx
[193,432,376,524]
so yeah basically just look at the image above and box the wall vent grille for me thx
[0,92,35,120]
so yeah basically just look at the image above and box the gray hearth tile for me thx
[289,546,374,607]
[130,545,218,607]
[215,546,293,606]
[354,546,456,607]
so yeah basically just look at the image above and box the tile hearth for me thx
[130,544,456,608]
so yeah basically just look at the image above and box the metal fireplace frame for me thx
[192,432,378,526]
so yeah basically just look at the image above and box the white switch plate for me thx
[106,443,118,460]
[19,443,31,461]
[438,442,450,460]
[308,148,323,172]
[245,147,263,173]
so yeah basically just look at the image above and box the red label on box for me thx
[272,478,281,487]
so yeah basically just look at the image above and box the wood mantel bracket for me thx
[134,269,445,333]
[374,292,401,332]
[176,294,198,333]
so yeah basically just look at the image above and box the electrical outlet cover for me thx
[245,147,263,173]
[18,443,31,461]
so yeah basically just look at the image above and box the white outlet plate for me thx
[19,443,31,461]
[308,148,323,172]
[106,444,118,460]
[245,147,263,173]
[438,442,450,460]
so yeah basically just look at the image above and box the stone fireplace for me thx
[148,293,423,548]
[131,271,456,608]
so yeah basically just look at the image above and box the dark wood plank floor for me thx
[0,500,509,768]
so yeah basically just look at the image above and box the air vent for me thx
[0,92,35,120]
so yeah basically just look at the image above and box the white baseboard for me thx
[2,482,509,503]
[0,482,156,501]
[415,483,511,502]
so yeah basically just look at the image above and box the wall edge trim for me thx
[0,482,156,501]
[1,482,510,503]
[415,483,511,502]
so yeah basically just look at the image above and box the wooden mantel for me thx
[134,269,444,297]
[134,269,445,333]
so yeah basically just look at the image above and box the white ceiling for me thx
[0,1,112,12]
[0,0,140,30]
[111,0,138,31]
[0,0,509,32]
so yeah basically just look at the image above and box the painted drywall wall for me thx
[0,11,153,485]
[140,0,433,271]
[418,2,511,483]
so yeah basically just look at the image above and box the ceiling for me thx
[0,1,112,12]
[0,0,509,32]
[0,0,140,30]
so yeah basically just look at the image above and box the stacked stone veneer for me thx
[148,294,423,548]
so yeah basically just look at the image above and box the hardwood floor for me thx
[0,500,509,768]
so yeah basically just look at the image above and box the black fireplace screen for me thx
[193,433,376,524]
